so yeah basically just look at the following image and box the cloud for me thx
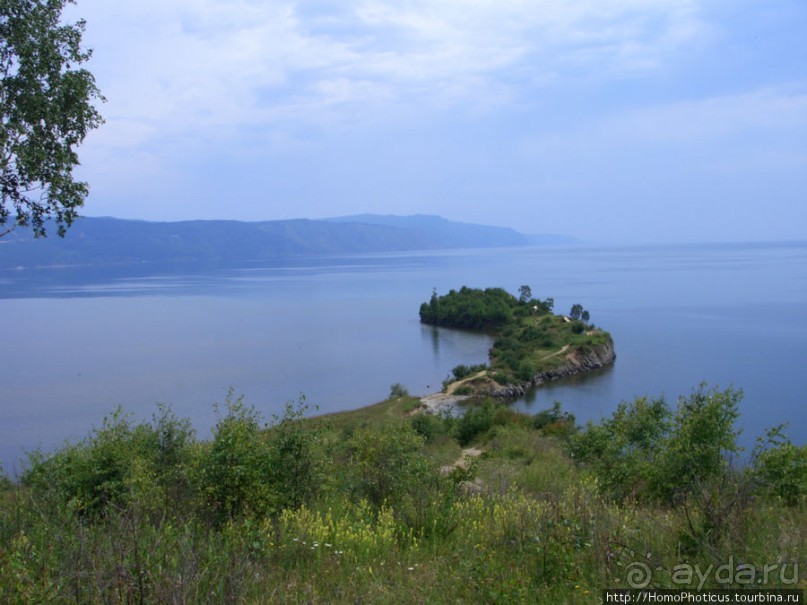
[76,0,707,150]
[607,87,807,146]
[70,0,806,242]
[521,86,807,161]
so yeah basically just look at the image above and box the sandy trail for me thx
[440,447,484,476]
[539,344,570,360]
[418,370,487,413]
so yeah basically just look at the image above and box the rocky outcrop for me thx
[490,382,531,398]
[535,339,616,384]
[418,339,616,412]
[491,340,616,398]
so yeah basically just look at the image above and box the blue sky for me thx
[68,0,806,243]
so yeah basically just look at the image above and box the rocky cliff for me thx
[491,340,616,398]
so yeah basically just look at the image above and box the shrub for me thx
[140,403,196,512]
[568,386,743,504]
[343,423,433,509]
[533,402,565,430]
[533,402,576,438]
[492,406,529,427]
[653,385,742,502]
[22,408,149,518]
[451,363,487,381]
[411,412,448,442]
[389,383,409,399]
[195,394,273,523]
[752,424,807,506]
[454,402,499,446]
[0,470,10,493]
[517,360,536,382]
[568,395,671,501]
[451,364,471,380]
[492,371,513,385]
[266,397,326,511]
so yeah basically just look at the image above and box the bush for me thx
[451,363,487,381]
[532,402,565,430]
[343,424,433,508]
[411,412,445,442]
[195,394,273,523]
[492,371,513,385]
[517,360,536,382]
[266,397,326,511]
[752,425,807,506]
[454,402,499,446]
[653,385,742,502]
[22,408,148,518]
[451,364,471,380]
[568,396,670,500]
[492,406,529,427]
[141,404,196,512]
[389,383,409,399]
[568,386,743,504]
[533,402,576,438]
[0,466,10,492]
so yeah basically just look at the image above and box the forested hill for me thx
[0,215,574,269]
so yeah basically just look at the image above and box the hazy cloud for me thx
[80,0,706,141]
[67,0,807,242]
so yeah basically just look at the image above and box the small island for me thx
[418,285,615,407]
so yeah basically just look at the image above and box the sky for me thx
[66,0,807,244]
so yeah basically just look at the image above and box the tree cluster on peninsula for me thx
[420,285,612,385]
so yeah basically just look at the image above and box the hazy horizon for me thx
[66,1,806,245]
[55,214,807,248]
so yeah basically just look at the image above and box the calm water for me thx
[2,241,806,471]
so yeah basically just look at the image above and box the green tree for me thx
[196,395,273,523]
[1,0,104,237]
[569,304,583,320]
[518,284,532,303]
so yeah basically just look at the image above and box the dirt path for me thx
[539,344,570,361]
[444,370,487,395]
[440,447,484,476]
[418,370,487,413]
[439,447,486,494]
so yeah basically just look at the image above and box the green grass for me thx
[488,312,613,384]
[318,394,421,430]
[2,389,805,604]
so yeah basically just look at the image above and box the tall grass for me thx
[1,388,805,603]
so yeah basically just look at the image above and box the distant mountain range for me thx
[0,215,575,269]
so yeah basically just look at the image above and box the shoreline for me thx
[418,340,616,414]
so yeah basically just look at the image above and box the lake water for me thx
[2,241,806,472]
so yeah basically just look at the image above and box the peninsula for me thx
[418,286,615,411]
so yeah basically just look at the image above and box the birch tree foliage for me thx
[1,0,103,237]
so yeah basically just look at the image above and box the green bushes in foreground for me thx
[1,386,807,603]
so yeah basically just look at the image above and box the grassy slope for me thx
[3,391,804,604]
